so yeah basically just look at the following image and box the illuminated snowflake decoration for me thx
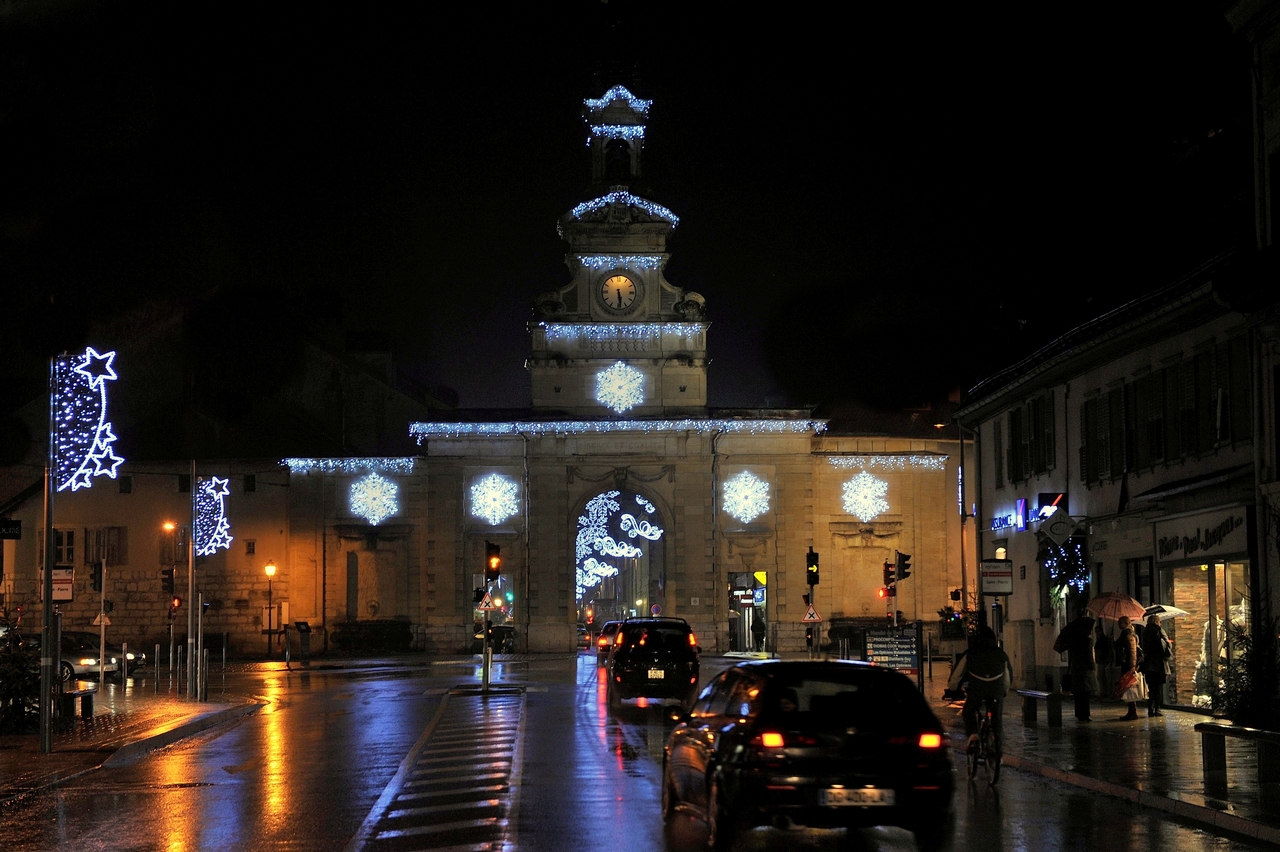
[722,471,770,524]
[194,477,234,556]
[575,490,664,597]
[350,472,398,526]
[470,473,520,526]
[53,347,124,492]
[842,471,890,523]
[596,362,645,413]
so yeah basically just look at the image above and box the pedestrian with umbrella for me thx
[1141,611,1175,716]
[1054,613,1099,721]
[1115,615,1144,720]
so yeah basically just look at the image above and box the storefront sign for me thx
[1154,508,1248,564]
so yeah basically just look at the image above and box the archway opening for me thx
[576,490,665,626]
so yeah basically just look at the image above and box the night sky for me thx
[0,2,1250,441]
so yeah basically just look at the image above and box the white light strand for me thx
[412,418,826,440]
[573,255,665,271]
[575,490,665,598]
[569,191,679,227]
[54,347,124,492]
[620,513,663,540]
[588,124,646,144]
[583,85,652,116]
[470,473,520,526]
[350,472,399,526]
[722,471,771,524]
[283,457,417,474]
[539,322,705,341]
[635,495,656,514]
[842,471,890,523]
[194,477,234,556]
[595,362,645,413]
[826,455,948,471]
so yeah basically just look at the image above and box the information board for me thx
[864,628,919,675]
[980,559,1013,595]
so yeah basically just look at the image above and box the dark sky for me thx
[0,1,1251,419]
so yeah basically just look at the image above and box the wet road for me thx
[0,654,1272,851]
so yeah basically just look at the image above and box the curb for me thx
[103,702,263,767]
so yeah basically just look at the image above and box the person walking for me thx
[751,613,766,652]
[1056,614,1099,721]
[1141,616,1172,716]
[1116,615,1141,720]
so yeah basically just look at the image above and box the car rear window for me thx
[619,624,690,650]
[763,670,931,731]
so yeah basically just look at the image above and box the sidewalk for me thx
[923,675,1280,844]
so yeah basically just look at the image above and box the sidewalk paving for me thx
[3,654,1280,847]
[923,675,1280,844]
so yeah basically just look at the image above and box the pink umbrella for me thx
[1086,592,1146,621]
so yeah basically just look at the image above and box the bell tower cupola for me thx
[584,85,650,191]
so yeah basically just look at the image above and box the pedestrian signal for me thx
[161,567,175,593]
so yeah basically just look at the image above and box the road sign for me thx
[478,591,498,611]
[1042,511,1078,546]
[802,605,822,623]
[980,559,1014,595]
[92,613,112,626]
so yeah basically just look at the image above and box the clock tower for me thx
[529,85,708,416]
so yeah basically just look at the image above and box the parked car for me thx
[605,617,699,711]
[662,659,954,852]
[471,623,517,654]
[594,620,622,664]
[23,634,118,682]
[577,624,590,649]
[62,630,147,676]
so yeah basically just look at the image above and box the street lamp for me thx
[264,560,276,659]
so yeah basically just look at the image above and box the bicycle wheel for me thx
[967,733,980,779]
[982,721,1000,786]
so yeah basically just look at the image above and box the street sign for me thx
[478,591,498,611]
[39,567,73,602]
[1041,511,1078,546]
[802,605,822,623]
[980,559,1014,595]
[0,519,19,539]
[864,628,919,674]
[92,613,112,626]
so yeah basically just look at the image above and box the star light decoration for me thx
[53,347,125,492]
[470,473,520,526]
[722,471,771,524]
[842,471,890,523]
[595,362,645,413]
[575,490,665,598]
[350,472,398,526]
[194,477,234,556]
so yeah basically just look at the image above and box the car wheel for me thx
[59,662,74,683]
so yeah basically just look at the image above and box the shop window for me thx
[1128,556,1153,605]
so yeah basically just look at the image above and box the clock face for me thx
[601,274,638,310]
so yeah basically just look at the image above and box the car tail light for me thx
[918,733,942,749]
[753,731,818,751]
[688,632,697,647]
[760,732,785,748]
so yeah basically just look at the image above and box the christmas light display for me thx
[842,471,890,523]
[635,495,656,514]
[539,322,705,343]
[470,473,520,526]
[575,490,665,598]
[568,191,679,227]
[283,457,417,474]
[596,362,645,413]
[412,418,826,440]
[589,124,646,142]
[1039,535,1089,592]
[574,255,665,271]
[194,477,234,557]
[722,471,770,523]
[53,347,124,492]
[827,455,947,471]
[350,472,398,526]
[583,85,652,116]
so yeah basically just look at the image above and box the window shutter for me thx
[993,420,1004,488]
[1044,391,1055,470]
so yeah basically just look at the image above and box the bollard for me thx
[155,644,160,694]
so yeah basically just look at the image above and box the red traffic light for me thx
[171,596,182,610]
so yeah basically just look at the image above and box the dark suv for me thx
[606,617,700,711]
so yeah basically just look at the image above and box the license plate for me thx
[647,668,665,680]
[820,787,894,806]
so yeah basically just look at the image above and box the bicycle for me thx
[967,696,1001,786]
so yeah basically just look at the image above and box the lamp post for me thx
[264,560,276,659]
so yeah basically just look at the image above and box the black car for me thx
[605,617,700,711]
[594,620,622,664]
[662,659,954,852]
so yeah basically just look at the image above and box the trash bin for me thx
[295,621,311,667]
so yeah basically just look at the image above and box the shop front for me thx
[1153,506,1252,709]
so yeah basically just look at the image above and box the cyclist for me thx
[955,626,1013,753]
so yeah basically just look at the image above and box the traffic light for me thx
[484,541,501,582]
[161,567,175,594]
[896,551,912,581]
[474,587,486,604]
[883,561,894,587]
[877,586,896,599]
[801,593,810,607]
[805,626,814,648]
[805,547,819,585]
[90,560,103,592]
[169,596,182,619]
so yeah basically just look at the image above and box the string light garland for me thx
[842,471,890,522]
[722,471,770,523]
[635,495,656,515]
[1039,536,1089,592]
[470,473,520,526]
[573,255,665,271]
[595,362,645,413]
[412,418,826,440]
[282,458,417,474]
[54,347,124,492]
[575,490,665,598]
[539,322,706,342]
[583,85,652,116]
[568,191,679,227]
[350,472,399,526]
[827,455,948,471]
[194,477,234,556]
[588,124,646,144]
